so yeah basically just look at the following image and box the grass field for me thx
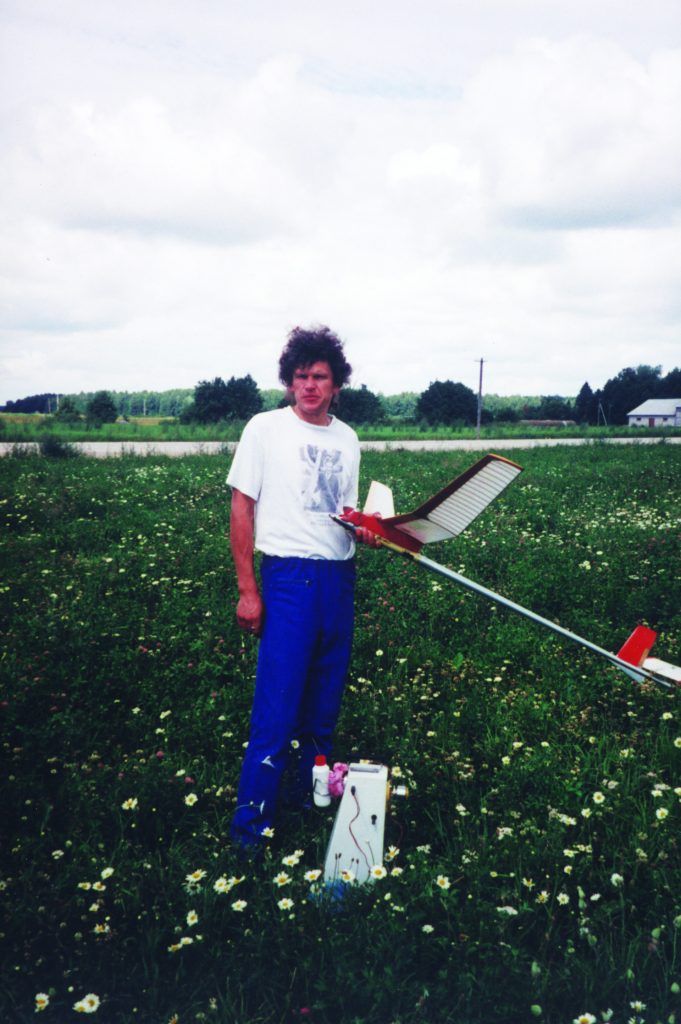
[2,411,681,445]
[1,445,680,1023]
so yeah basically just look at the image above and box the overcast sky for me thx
[1,0,680,404]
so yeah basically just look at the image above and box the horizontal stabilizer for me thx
[643,657,681,684]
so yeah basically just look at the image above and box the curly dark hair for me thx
[278,325,352,388]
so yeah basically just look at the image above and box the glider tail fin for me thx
[617,626,657,668]
[616,625,681,686]
[363,481,395,518]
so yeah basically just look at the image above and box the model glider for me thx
[333,453,680,691]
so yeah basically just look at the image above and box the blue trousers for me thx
[231,555,355,846]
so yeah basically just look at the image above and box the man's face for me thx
[290,361,339,425]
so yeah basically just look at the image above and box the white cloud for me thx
[1,2,680,403]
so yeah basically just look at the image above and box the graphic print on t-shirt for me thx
[300,445,344,513]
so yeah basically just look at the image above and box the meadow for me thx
[2,411,681,446]
[1,444,680,1024]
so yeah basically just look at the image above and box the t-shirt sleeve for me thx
[226,417,264,501]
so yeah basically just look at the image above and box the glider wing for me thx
[383,453,523,545]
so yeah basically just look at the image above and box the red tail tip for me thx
[617,626,657,667]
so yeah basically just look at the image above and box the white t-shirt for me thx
[227,406,360,560]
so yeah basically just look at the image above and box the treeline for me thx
[1,389,193,417]
[3,363,680,427]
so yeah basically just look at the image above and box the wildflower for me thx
[281,852,302,867]
[100,867,114,879]
[184,792,198,806]
[581,808,592,819]
[273,872,291,887]
[536,891,549,904]
[661,712,673,719]
[496,905,518,915]
[261,826,275,838]
[557,892,570,905]
[391,765,403,778]
[630,1001,646,1012]
[77,882,92,890]
[375,649,384,656]
[340,869,355,884]
[121,797,138,811]
[674,737,681,748]
[497,827,513,839]
[277,897,294,911]
[304,869,322,883]
[92,881,106,892]
[572,1015,596,1024]
[51,849,64,859]
[185,869,206,885]
[522,878,535,889]
[73,993,101,1013]
[436,875,451,890]
[656,807,669,821]
[231,899,247,912]
[370,865,387,880]
[159,710,172,719]
[290,739,300,749]
[455,803,468,816]
[390,866,403,877]
[35,993,50,1012]
[610,872,624,888]
[186,910,198,926]
[385,846,400,862]
[93,923,110,934]
[592,792,605,805]
[422,924,434,933]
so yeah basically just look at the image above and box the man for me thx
[227,325,377,850]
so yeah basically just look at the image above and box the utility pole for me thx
[476,358,484,440]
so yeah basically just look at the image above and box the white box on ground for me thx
[323,763,388,885]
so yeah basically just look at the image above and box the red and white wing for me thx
[385,453,522,545]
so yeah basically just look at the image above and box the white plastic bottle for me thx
[312,755,331,807]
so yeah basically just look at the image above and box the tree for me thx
[54,396,81,423]
[415,380,477,426]
[382,392,418,420]
[224,375,262,421]
[574,382,597,425]
[600,365,662,425]
[184,375,262,423]
[2,393,58,413]
[86,391,118,426]
[336,385,384,425]
[660,367,681,397]
[536,395,574,420]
